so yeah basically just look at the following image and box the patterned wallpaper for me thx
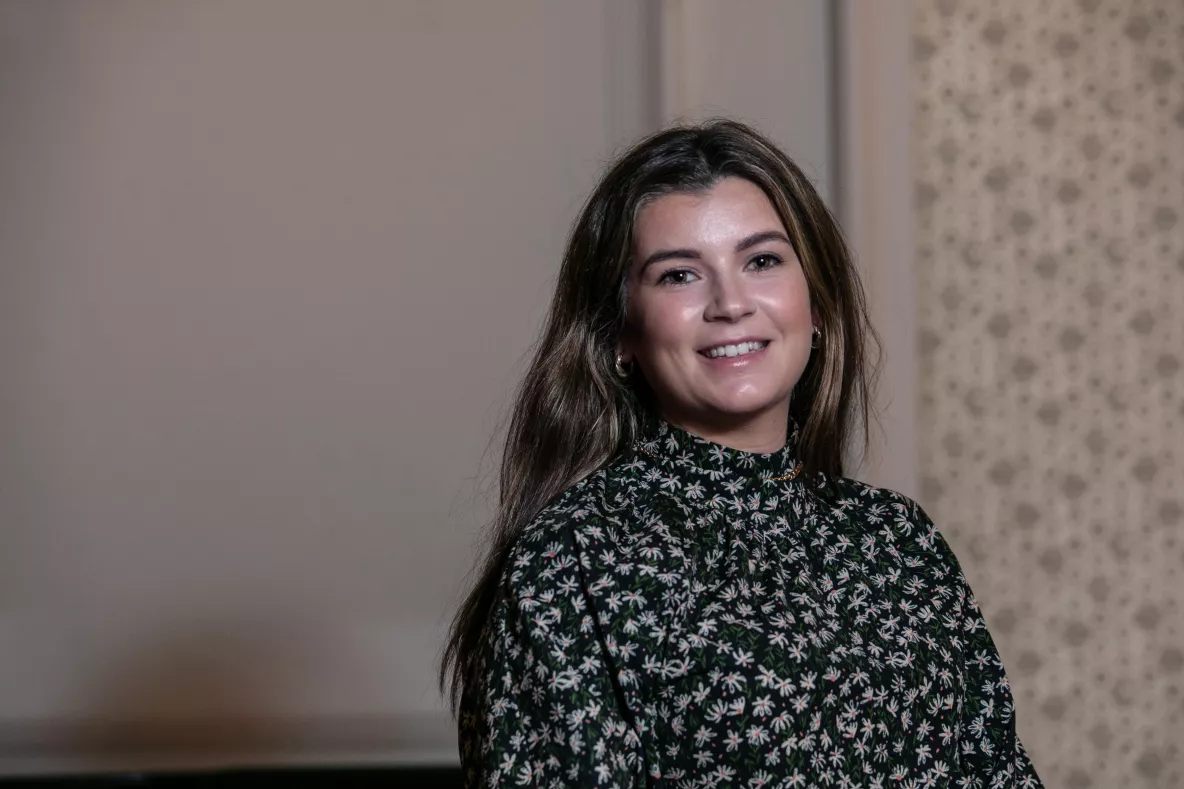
[912,0,1184,787]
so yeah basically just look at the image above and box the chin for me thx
[700,391,789,420]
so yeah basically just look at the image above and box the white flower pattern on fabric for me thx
[459,421,1043,788]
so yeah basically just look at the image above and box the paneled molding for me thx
[657,0,836,204]
[834,0,919,497]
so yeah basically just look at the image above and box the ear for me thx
[810,304,820,331]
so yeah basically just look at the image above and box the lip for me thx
[697,339,771,367]
[696,337,771,355]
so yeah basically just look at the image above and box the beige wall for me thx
[0,0,836,774]
[914,0,1184,786]
[0,0,651,772]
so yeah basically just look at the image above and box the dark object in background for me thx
[0,767,461,788]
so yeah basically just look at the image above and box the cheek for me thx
[633,300,699,356]
[761,276,812,331]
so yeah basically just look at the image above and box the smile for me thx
[701,340,769,359]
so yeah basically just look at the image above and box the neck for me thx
[663,403,789,454]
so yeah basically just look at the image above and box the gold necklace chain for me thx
[765,463,805,482]
[635,445,804,483]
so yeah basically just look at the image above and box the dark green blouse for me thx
[459,420,1043,788]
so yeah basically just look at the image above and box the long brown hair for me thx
[440,118,880,711]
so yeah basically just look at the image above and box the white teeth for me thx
[705,341,767,359]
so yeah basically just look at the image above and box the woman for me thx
[442,120,1042,788]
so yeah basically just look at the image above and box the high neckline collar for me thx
[633,419,803,483]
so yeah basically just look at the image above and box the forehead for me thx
[634,177,785,249]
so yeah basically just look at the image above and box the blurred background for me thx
[0,1,1180,787]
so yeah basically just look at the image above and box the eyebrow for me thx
[638,230,793,273]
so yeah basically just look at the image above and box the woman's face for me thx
[621,177,815,442]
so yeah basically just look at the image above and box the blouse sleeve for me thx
[919,510,1044,788]
[460,518,646,788]
[951,574,1044,788]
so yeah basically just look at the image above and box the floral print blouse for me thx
[459,421,1043,788]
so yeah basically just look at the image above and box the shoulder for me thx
[816,475,985,618]
[817,474,963,571]
[515,465,620,546]
[817,474,932,525]
[502,462,630,583]
[503,457,685,601]
[516,446,662,543]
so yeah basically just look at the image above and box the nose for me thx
[704,269,755,322]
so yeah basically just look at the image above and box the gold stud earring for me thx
[614,354,633,379]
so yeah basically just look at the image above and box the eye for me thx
[656,269,699,286]
[747,253,784,271]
